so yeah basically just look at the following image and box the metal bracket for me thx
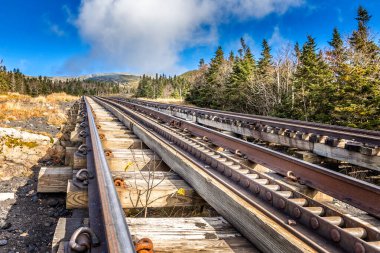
[65,227,100,253]
[73,168,93,189]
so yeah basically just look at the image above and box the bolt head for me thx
[330,229,341,242]
[310,217,319,229]
[293,207,301,218]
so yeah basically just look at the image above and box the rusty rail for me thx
[120,98,380,146]
[95,96,380,253]
[84,97,135,252]
[104,97,380,218]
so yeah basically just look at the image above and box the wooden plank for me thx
[102,138,147,149]
[66,176,200,209]
[64,147,77,166]
[73,152,86,169]
[37,167,73,193]
[53,217,258,253]
[107,159,168,171]
[66,180,88,209]
[38,170,180,194]
[52,218,84,253]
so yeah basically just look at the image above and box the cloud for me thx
[268,26,291,52]
[70,0,304,74]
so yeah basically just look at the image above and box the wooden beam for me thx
[66,180,88,209]
[102,138,147,149]
[37,167,73,193]
[105,149,168,171]
[66,175,201,209]
[73,152,86,169]
[38,170,181,194]
[54,217,258,253]
[64,147,77,166]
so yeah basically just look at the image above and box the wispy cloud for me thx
[66,0,304,74]
[268,26,291,52]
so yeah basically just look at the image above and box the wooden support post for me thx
[37,167,73,193]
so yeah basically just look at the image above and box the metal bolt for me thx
[278,199,286,209]
[293,207,301,218]
[330,229,341,242]
[354,242,365,253]
[265,191,272,201]
[310,217,319,229]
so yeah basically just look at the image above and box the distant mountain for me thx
[49,73,141,84]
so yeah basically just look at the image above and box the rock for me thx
[4,120,10,124]
[0,221,11,229]
[43,221,51,227]
[31,195,38,203]
[47,199,59,207]
[0,239,8,246]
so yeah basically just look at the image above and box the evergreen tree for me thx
[292,36,334,121]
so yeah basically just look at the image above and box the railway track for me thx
[121,98,380,146]
[49,96,380,253]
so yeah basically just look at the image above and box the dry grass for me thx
[0,92,78,126]
[136,97,192,106]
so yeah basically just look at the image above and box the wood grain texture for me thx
[66,180,88,209]
[64,147,77,166]
[53,217,258,253]
[73,152,86,169]
[37,167,73,193]
[66,175,201,209]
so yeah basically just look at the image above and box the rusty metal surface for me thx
[119,98,380,146]
[104,97,380,218]
[96,96,380,253]
[84,97,135,253]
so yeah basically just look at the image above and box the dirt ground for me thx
[0,93,77,253]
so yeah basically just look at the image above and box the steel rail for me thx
[84,97,135,253]
[121,98,380,146]
[96,96,380,253]
[105,97,380,218]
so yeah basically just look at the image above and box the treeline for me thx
[185,6,379,130]
[135,74,190,99]
[0,65,120,96]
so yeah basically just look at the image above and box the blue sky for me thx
[0,0,379,77]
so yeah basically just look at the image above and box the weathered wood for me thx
[37,170,180,194]
[314,143,380,171]
[102,138,146,149]
[66,180,88,209]
[294,151,322,164]
[73,152,86,169]
[52,218,85,253]
[64,147,77,166]
[54,217,258,253]
[66,176,200,209]
[37,167,73,193]
[106,149,167,171]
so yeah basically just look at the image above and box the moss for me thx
[3,136,38,149]
[50,137,54,144]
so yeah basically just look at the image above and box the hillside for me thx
[49,73,140,84]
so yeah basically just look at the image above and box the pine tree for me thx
[226,39,256,112]
[292,36,334,121]
[349,6,379,57]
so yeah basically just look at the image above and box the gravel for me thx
[0,166,72,252]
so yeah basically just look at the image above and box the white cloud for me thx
[268,26,291,52]
[71,0,304,74]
